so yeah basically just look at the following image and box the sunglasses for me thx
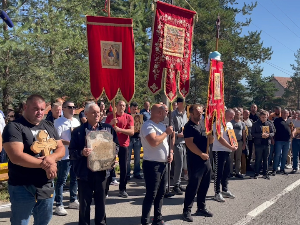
[64,106,76,109]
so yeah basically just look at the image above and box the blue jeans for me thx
[55,159,77,206]
[292,139,300,170]
[273,141,291,171]
[127,137,142,177]
[0,148,8,163]
[8,184,54,225]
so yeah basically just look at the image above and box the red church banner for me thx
[86,16,135,102]
[205,59,226,138]
[148,1,196,102]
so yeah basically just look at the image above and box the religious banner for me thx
[205,59,226,138]
[148,1,196,102]
[86,16,135,102]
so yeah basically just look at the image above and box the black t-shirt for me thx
[183,120,207,164]
[274,117,291,142]
[2,116,60,187]
[249,113,259,122]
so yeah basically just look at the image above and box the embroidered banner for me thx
[205,59,226,138]
[148,1,196,102]
[86,16,135,102]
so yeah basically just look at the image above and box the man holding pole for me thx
[140,104,173,225]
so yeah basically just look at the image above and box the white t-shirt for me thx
[141,120,169,162]
[54,116,80,160]
[0,114,5,134]
[212,121,233,152]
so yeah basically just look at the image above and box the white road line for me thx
[0,203,11,210]
[234,178,300,225]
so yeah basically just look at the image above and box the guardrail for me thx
[0,163,8,182]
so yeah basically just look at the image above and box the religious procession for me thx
[0,0,300,225]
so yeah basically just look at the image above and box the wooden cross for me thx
[30,130,58,156]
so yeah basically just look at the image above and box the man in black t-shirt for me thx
[182,104,213,222]
[249,104,259,122]
[2,94,65,225]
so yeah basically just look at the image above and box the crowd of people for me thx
[0,94,300,225]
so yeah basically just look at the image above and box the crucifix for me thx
[31,130,58,156]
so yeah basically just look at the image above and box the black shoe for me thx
[196,208,213,217]
[280,170,288,175]
[173,186,183,195]
[290,169,298,174]
[134,175,143,179]
[179,185,186,192]
[271,170,276,176]
[263,174,270,180]
[253,174,258,179]
[152,220,169,225]
[235,173,244,179]
[164,191,175,198]
[118,190,129,198]
[182,211,193,222]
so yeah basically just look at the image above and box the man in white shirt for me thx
[140,104,173,225]
[54,101,80,216]
[213,109,238,202]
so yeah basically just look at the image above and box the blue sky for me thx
[235,0,299,78]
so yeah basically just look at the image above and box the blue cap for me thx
[0,10,14,28]
[209,51,221,61]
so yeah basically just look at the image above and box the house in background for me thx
[270,76,291,97]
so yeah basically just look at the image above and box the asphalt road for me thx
[1,168,300,225]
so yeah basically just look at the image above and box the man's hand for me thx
[166,126,173,135]
[109,118,118,126]
[262,133,269,139]
[45,163,57,179]
[39,155,56,170]
[200,153,209,161]
[168,152,173,163]
[114,126,120,133]
[231,146,238,151]
[177,132,184,138]
[82,148,92,157]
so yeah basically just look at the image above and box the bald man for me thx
[106,100,134,198]
[140,104,174,225]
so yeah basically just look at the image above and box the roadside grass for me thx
[0,182,9,202]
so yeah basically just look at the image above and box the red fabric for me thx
[105,113,134,147]
[205,59,226,138]
[148,1,196,102]
[86,16,135,102]
[109,105,113,112]
[127,106,131,114]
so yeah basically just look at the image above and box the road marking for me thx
[234,178,300,225]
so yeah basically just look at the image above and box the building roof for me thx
[273,76,292,88]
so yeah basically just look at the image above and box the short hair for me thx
[26,94,45,104]
[260,110,268,116]
[85,101,94,106]
[84,102,99,114]
[274,106,281,110]
[189,104,203,114]
[62,101,74,108]
[130,102,138,108]
[225,109,235,115]
[52,102,62,108]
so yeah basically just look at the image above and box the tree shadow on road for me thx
[0,210,11,222]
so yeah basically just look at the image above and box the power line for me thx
[267,62,294,74]
[258,1,300,39]
[252,23,295,53]
[265,61,293,76]
[269,0,300,31]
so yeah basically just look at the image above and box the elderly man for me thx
[140,104,174,225]
[213,109,238,202]
[2,94,65,225]
[54,101,81,216]
[106,100,134,198]
[69,103,118,225]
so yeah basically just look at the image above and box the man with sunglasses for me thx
[54,101,80,215]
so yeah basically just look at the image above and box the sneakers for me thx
[179,185,186,192]
[55,205,68,216]
[222,191,235,199]
[271,170,276,176]
[182,210,193,222]
[290,169,298,174]
[110,180,119,186]
[196,208,213,217]
[183,174,189,181]
[134,175,144,179]
[263,174,270,180]
[152,220,169,225]
[214,193,225,202]
[285,164,292,169]
[68,200,79,209]
[253,173,258,179]
[235,173,244,179]
[173,185,183,195]
[119,190,129,198]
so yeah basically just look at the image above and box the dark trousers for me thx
[118,146,128,191]
[246,140,254,168]
[141,160,167,225]
[213,151,231,194]
[78,171,107,225]
[105,169,116,196]
[183,159,211,212]
[255,145,269,175]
